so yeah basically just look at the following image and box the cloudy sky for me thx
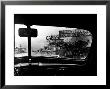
[15,24,92,51]
[15,24,77,50]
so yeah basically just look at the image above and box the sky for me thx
[15,24,76,50]
[15,24,92,51]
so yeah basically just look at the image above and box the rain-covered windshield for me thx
[14,24,92,60]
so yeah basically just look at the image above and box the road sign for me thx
[19,28,37,37]
[59,30,92,37]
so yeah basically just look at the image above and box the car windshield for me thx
[15,24,92,60]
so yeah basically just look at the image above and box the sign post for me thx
[27,25,31,61]
[19,25,37,62]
